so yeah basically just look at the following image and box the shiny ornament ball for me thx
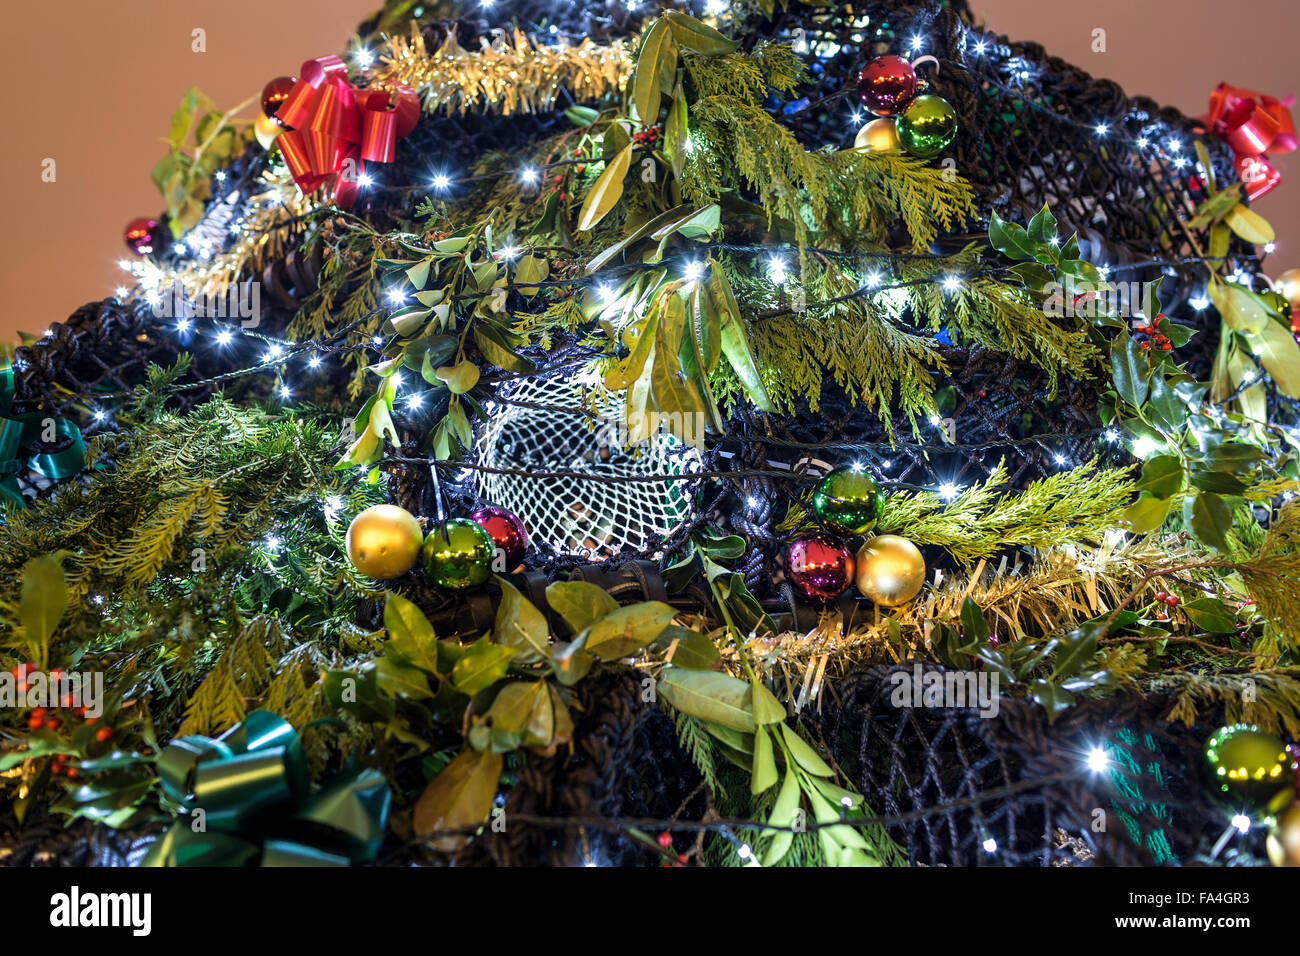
[1267,801,1300,866]
[857,55,917,116]
[855,535,926,607]
[897,94,958,159]
[261,76,297,127]
[470,505,528,571]
[345,505,424,580]
[123,217,161,257]
[1203,724,1296,812]
[811,467,884,534]
[422,518,496,590]
[1275,267,1300,312]
[254,111,284,151]
[785,535,854,601]
[854,117,902,152]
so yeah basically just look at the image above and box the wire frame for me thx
[474,373,702,556]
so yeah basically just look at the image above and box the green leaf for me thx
[1210,281,1271,334]
[1184,491,1232,551]
[577,142,634,232]
[1026,204,1058,246]
[708,262,774,411]
[633,18,670,126]
[374,655,432,699]
[988,212,1038,261]
[1182,597,1238,633]
[514,254,549,295]
[751,727,778,795]
[1133,454,1185,499]
[1051,621,1102,679]
[384,592,440,672]
[780,723,834,777]
[763,769,801,866]
[1028,680,1075,720]
[474,323,536,374]
[653,624,720,670]
[1110,336,1149,407]
[1225,203,1275,244]
[412,749,503,850]
[495,578,551,660]
[750,679,785,725]
[19,555,68,647]
[545,580,620,636]
[664,10,739,54]
[1122,492,1171,533]
[405,258,432,289]
[657,667,755,732]
[168,88,199,148]
[450,637,517,696]
[1248,317,1300,398]
[435,359,480,394]
[959,597,990,645]
[584,601,677,660]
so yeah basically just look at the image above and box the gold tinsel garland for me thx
[374,26,632,116]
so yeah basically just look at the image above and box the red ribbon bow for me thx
[1201,83,1297,200]
[273,55,419,208]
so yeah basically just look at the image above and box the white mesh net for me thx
[474,374,702,557]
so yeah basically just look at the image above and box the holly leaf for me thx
[988,211,1038,261]
[1184,491,1232,551]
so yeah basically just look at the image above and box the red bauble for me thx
[471,505,528,571]
[123,217,161,256]
[785,535,854,601]
[261,75,297,128]
[857,55,918,117]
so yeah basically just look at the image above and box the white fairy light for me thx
[768,256,787,284]
[308,355,322,369]
[279,384,291,399]
[705,0,727,14]
[737,843,753,860]
[408,393,424,409]
[115,286,128,298]
[973,39,986,55]
[214,170,226,182]
[942,275,962,293]
[521,167,539,185]
[1131,435,1161,458]
[1104,428,1119,443]
[1190,294,1210,310]
[216,329,233,346]
[499,246,519,261]
[177,319,191,333]
[117,259,133,271]
[387,288,406,306]
[1168,138,1181,153]
[268,343,284,359]
[1231,814,1251,833]
[1135,136,1149,149]
[353,48,373,69]
[431,173,451,191]
[939,482,960,502]
[1264,242,1276,254]
[982,838,998,853]
[684,260,704,282]
[1087,747,1109,773]
[1053,453,1067,466]
[93,409,106,422]
[1172,156,1188,169]
[1095,123,1108,136]
[265,535,281,551]
[357,173,374,187]
[864,272,882,288]
[910,35,924,51]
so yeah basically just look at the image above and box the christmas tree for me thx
[3,0,1300,869]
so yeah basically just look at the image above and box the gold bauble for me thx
[854,117,901,152]
[1267,801,1300,866]
[345,505,424,580]
[1275,268,1300,311]
[854,534,926,606]
[254,111,283,151]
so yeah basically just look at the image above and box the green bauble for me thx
[811,467,883,534]
[1203,724,1296,813]
[897,94,957,159]
[422,518,496,590]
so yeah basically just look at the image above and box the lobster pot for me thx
[474,373,702,557]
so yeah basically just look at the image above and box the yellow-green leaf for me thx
[412,749,503,850]
[1225,203,1275,245]
[1249,317,1300,398]
[577,143,633,232]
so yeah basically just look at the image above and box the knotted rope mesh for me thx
[474,372,702,556]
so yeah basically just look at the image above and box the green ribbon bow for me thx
[142,711,391,867]
[0,360,86,508]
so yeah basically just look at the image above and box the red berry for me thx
[657,831,672,848]
[1160,342,1172,351]
[95,727,112,742]
[1139,341,1151,349]
[1156,611,1169,621]
[85,715,98,725]
[27,714,43,729]
[43,717,59,730]
[1154,591,1166,601]
[1165,594,1179,606]
[48,667,64,679]
[65,767,78,780]
[677,853,688,863]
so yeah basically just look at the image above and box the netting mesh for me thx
[474,373,702,556]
